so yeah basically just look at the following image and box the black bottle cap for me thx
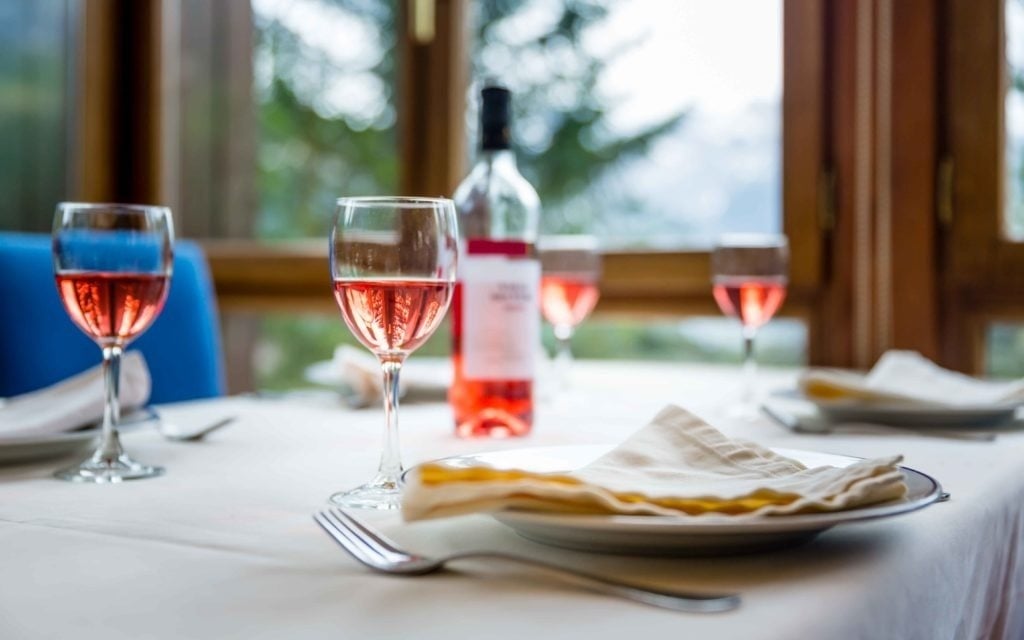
[480,85,511,150]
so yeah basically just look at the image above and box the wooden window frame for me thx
[943,0,1024,372]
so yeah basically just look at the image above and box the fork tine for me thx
[331,508,411,559]
[314,510,388,569]
[322,510,391,562]
[324,509,415,566]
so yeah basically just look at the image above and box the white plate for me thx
[0,429,98,465]
[781,390,1021,427]
[414,445,942,556]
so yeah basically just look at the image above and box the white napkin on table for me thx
[335,345,382,408]
[799,350,1024,407]
[402,404,907,521]
[0,351,151,439]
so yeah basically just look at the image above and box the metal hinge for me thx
[409,0,436,44]
[937,157,954,227]
[818,167,837,232]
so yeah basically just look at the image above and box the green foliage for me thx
[256,314,450,390]
[254,0,686,240]
[986,323,1024,378]
[254,0,399,239]
[0,1,69,232]
[472,0,686,233]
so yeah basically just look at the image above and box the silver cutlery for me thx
[760,404,997,442]
[119,408,237,442]
[159,415,237,442]
[313,508,740,613]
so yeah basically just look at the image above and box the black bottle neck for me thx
[479,86,512,151]
[480,124,510,151]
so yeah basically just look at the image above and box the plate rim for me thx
[774,388,1021,415]
[0,428,100,447]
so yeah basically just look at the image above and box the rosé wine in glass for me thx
[541,274,600,330]
[333,278,452,355]
[329,197,458,510]
[711,276,787,331]
[52,202,174,483]
[710,235,789,415]
[538,236,602,393]
[56,272,169,345]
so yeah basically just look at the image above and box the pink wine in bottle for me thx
[450,86,541,438]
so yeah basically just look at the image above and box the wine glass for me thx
[52,202,174,482]
[539,235,601,391]
[329,197,458,509]
[711,234,788,415]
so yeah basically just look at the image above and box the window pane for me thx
[560,317,805,367]
[985,322,1024,377]
[216,1,797,392]
[1007,0,1024,239]
[470,0,781,247]
[242,312,449,391]
[247,312,805,392]
[175,0,400,389]
[253,0,398,238]
[0,0,75,231]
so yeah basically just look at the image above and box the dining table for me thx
[2,360,1023,639]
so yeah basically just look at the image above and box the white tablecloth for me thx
[2,361,1023,640]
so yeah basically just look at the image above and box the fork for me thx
[159,415,237,442]
[123,408,237,442]
[313,508,740,613]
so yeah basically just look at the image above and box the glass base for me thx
[329,475,402,510]
[55,453,165,484]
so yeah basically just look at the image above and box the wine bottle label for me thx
[460,239,540,380]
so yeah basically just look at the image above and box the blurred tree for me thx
[253,0,684,239]
[473,0,685,234]
[0,0,70,232]
[254,0,398,239]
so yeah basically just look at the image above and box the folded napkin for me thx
[402,405,906,521]
[800,350,1024,407]
[335,345,450,408]
[335,345,383,408]
[0,351,151,439]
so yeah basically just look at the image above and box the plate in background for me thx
[0,429,98,465]
[775,390,1021,427]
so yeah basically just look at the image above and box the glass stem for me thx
[742,328,757,404]
[97,345,125,463]
[377,357,405,485]
[554,325,574,391]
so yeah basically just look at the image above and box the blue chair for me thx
[0,232,225,403]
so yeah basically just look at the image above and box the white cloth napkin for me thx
[402,404,907,521]
[334,345,382,408]
[334,345,450,408]
[0,351,151,439]
[799,350,1024,407]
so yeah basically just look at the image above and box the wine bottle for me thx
[449,85,541,438]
